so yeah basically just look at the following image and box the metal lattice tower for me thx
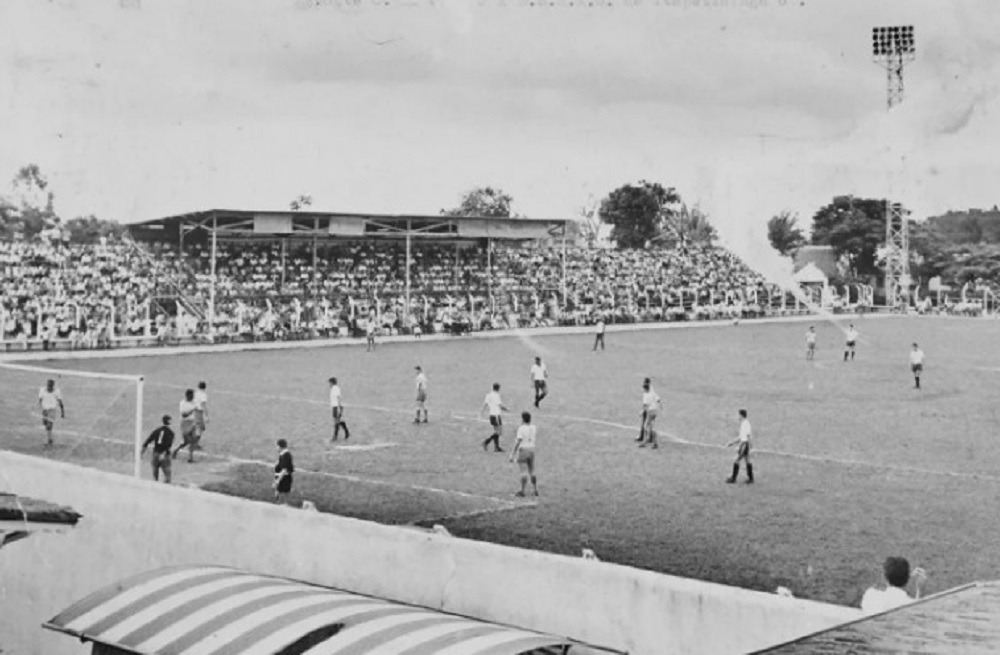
[872,25,915,307]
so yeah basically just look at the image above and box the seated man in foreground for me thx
[861,556,927,614]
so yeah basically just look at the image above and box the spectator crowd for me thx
[2,233,811,350]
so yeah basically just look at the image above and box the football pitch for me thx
[5,315,1000,607]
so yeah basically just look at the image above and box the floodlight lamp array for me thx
[872,25,915,56]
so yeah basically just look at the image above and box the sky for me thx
[1,0,999,268]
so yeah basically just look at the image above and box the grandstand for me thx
[1,208,824,352]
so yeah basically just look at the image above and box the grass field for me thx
[5,315,1000,607]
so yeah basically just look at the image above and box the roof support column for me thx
[208,216,217,337]
[312,218,319,299]
[280,238,287,290]
[405,219,412,322]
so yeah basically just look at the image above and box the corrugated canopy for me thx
[44,566,607,655]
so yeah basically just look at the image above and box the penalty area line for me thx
[30,427,521,509]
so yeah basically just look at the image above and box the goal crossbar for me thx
[0,362,146,478]
[0,361,143,383]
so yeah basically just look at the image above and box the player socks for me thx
[727,463,739,483]
[746,464,754,483]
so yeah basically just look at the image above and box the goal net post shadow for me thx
[0,362,145,479]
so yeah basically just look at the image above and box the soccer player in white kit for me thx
[329,377,350,441]
[37,379,65,446]
[193,381,209,448]
[593,317,606,351]
[530,357,548,408]
[172,389,199,463]
[909,343,924,389]
[510,411,539,497]
[844,324,859,362]
[806,326,817,361]
[414,366,429,423]
[481,383,509,452]
[725,409,754,484]
[639,378,661,449]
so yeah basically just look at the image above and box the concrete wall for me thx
[0,452,858,655]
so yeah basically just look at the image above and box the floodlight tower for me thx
[872,25,916,308]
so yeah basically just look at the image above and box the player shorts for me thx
[846,340,856,348]
[416,390,427,403]
[517,448,536,469]
[644,409,658,423]
[737,441,751,459]
[41,408,58,426]
[489,415,502,428]
[911,363,923,374]
[534,380,547,392]
[195,410,206,431]
[182,423,200,445]
[807,342,816,350]
[332,406,344,421]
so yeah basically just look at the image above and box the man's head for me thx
[198,381,207,390]
[522,411,531,424]
[535,356,541,364]
[329,377,337,386]
[643,377,650,391]
[912,343,919,350]
[277,438,288,450]
[185,389,194,401]
[883,556,911,588]
[492,383,501,392]
[162,415,171,426]
[809,326,815,331]
[46,379,55,391]
[415,366,422,373]
[739,409,748,419]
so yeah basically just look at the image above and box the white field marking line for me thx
[42,416,1000,484]
[147,382,437,421]
[512,411,1000,483]
[0,312,892,365]
[17,425,519,508]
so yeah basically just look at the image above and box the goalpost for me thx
[0,362,145,478]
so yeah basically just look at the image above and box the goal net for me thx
[0,362,145,478]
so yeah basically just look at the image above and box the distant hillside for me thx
[927,207,1000,244]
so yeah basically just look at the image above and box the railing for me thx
[121,234,207,321]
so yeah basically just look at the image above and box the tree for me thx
[907,220,951,287]
[441,187,514,218]
[3,164,60,238]
[767,210,806,257]
[289,195,313,211]
[667,203,717,246]
[64,215,125,243]
[810,196,887,278]
[598,181,680,249]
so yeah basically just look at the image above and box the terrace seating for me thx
[1,234,796,350]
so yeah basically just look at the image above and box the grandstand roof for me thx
[755,582,1000,654]
[45,565,621,655]
[129,209,567,243]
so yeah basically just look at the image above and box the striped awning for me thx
[44,566,597,655]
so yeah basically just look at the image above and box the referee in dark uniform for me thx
[141,415,175,483]
[273,439,294,505]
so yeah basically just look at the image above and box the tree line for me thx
[767,197,1000,290]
